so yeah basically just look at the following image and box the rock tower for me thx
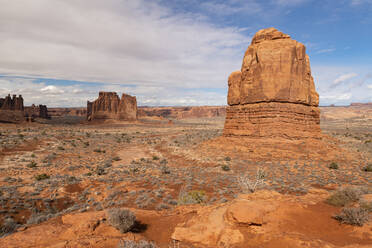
[223,28,320,139]
[0,94,25,123]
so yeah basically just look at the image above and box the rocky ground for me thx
[0,108,371,247]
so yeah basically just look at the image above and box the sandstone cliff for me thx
[87,92,137,121]
[224,28,320,139]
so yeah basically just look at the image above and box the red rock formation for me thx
[0,94,25,123]
[223,28,320,139]
[87,92,137,121]
[24,104,50,120]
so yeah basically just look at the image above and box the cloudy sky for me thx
[0,0,371,107]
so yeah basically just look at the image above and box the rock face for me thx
[87,92,137,121]
[24,104,50,120]
[224,28,320,139]
[0,94,25,123]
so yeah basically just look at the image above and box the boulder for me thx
[223,27,320,139]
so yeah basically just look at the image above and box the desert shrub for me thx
[26,213,50,225]
[160,159,168,165]
[363,164,372,172]
[224,156,231,161]
[27,161,37,168]
[35,174,50,181]
[118,240,158,248]
[221,165,230,171]
[57,146,65,151]
[237,168,266,193]
[161,166,171,174]
[178,188,207,205]
[326,187,363,207]
[0,218,17,237]
[107,208,136,233]
[333,207,369,226]
[112,156,121,161]
[152,155,159,161]
[328,162,339,169]
[360,199,372,212]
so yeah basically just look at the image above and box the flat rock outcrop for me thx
[87,92,137,121]
[0,94,25,123]
[224,28,320,139]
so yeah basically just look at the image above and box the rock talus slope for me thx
[224,27,320,139]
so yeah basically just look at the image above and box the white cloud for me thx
[320,93,352,101]
[367,84,372,89]
[316,48,336,54]
[0,0,249,90]
[333,73,358,85]
[40,85,64,94]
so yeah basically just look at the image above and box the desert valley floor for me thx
[0,105,371,248]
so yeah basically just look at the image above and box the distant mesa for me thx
[223,27,320,139]
[87,92,138,121]
[138,106,226,119]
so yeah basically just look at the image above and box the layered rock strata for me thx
[87,92,137,121]
[223,28,320,139]
[0,94,25,123]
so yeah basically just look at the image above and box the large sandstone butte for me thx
[0,94,25,123]
[87,92,138,121]
[224,28,320,139]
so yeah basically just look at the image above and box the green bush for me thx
[27,161,37,168]
[221,165,230,171]
[329,162,338,169]
[363,164,372,172]
[178,190,207,205]
[35,174,50,181]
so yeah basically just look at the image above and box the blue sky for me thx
[0,0,371,107]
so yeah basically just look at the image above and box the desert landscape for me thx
[0,27,371,248]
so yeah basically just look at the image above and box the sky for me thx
[0,0,371,107]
